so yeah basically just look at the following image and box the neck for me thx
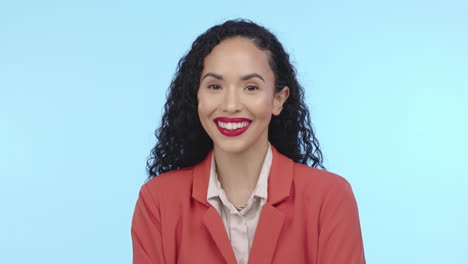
[213,140,270,199]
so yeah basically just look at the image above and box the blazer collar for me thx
[192,144,294,264]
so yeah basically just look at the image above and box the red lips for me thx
[214,117,252,137]
[214,117,252,123]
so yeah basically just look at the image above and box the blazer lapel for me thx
[247,202,285,264]
[248,146,293,264]
[192,150,238,264]
[192,145,294,264]
[203,207,238,264]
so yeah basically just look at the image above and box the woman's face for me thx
[197,37,289,154]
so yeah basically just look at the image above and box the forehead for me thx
[202,37,273,79]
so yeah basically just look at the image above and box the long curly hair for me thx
[146,19,325,180]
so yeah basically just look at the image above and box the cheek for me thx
[197,94,204,120]
[197,92,205,112]
[197,102,206,119]
[250,96,274,117]
[197,95,213,120]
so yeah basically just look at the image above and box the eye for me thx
[208,84,221,90]
[245,85,258,91]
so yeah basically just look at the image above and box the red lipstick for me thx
[214,117,252,137]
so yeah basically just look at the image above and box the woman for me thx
[131,19,366,264]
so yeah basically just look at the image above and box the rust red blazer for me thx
[131,145,366,264]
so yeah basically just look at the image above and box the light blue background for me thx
[1,0,467,263]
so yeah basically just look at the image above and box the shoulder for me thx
[290,163,360,220]
[292,162,353,198]
[139,166,194,200]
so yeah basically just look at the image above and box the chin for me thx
[213,140,252,154]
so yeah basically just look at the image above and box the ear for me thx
[272,86,290,116]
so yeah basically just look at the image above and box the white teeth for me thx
[217,121,250,130]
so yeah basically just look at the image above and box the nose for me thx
[221,88,242,113]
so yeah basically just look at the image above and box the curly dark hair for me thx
[146,19,325,180]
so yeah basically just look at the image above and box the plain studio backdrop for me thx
[1,0,467,263]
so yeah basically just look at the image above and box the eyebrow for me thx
[201,72,265,82]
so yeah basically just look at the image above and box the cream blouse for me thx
[207,143,273,264]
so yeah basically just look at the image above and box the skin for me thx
[197,37,290,206]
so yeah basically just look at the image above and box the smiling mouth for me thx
[213,119,253,137]
[216,120,251,130]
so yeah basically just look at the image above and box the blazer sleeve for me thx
[317,178,366,264]
[131,184,166,264]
